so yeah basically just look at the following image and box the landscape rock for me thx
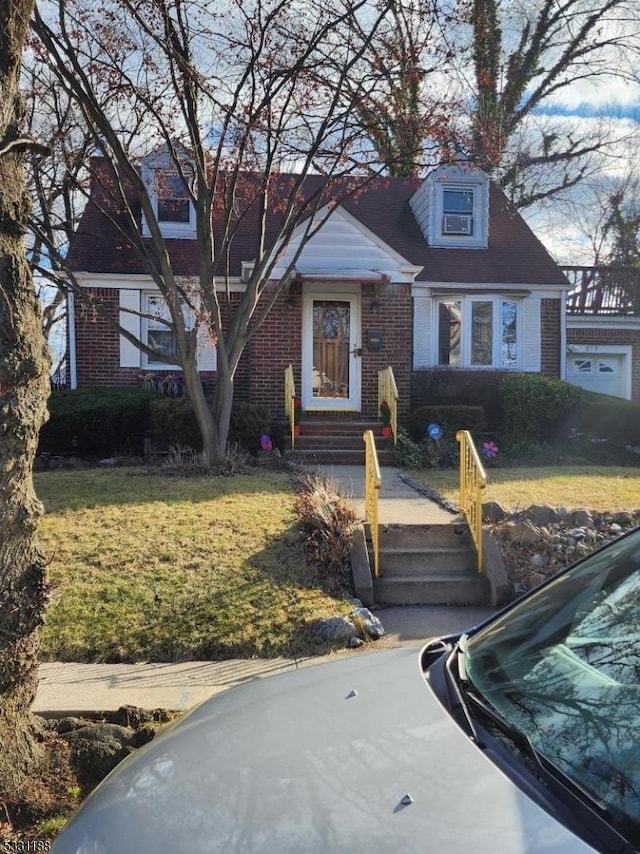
[526,572,546,589]
[573,509,593,527]
[483,501,508,523]
[526,505,558,526]
[312,616,358,645]
[349,607,385,640]
[349,636,365,648]
[503,520,543,546]
[529,553,548,570]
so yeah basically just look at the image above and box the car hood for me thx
[54,647,597,853]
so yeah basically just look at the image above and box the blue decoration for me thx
[427,423,443,441]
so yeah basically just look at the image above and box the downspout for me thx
[68,289,77,389]
[560,291,567,381]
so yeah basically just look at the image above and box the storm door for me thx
[302,294,361,410]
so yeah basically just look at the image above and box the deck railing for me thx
[456,430,487,572]
[284,364,296,450]
[562,265,640,316]
[363,429,382,577]
[378,366,399,445]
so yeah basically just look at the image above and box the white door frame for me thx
[301,290,361,411]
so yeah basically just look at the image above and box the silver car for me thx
[54,528,640,853]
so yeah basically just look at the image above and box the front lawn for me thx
[408,465,640,513]
[36,468,350,663]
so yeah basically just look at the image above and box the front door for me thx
[302,294,361,411]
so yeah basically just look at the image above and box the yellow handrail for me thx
[284,364,296,450]
[378,366,399,445]
[363,429,382,577]
[456,430,487,572]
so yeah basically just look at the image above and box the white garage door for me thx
[567,353,627,398]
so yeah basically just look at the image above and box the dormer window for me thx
[409,163,489,249]
[442,188,474,236]
[141,148,197,239]
[157,172,191,224]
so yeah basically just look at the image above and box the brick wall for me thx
[241,283,413,420]
[568,325,640,401]
[541,298,561,376]
[75,288,216,391]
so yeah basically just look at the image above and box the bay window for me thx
[436,296,519,369]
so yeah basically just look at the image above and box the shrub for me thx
[40,388,158,456]
[558,392,640,447]
[395,427,459,469]
[408,405,485,443]
[229,401,271,452]
[149,397,201,451]
[500,374,585,445]
[411,369,506,429]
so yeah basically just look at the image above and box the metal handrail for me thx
[363,429,382,577]
[284,364,296,450]
[456,430,487,572]
[378,366,399,445]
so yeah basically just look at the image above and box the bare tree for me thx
[32,0,393,463]
[469,0,640,206]
[0,0,52,796]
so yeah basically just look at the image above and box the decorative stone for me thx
[98,457,119,466]
[526,572,546,589]
[482,501,508,523]
[526,505,558,526]
[613,511,634,526]
[349,607,385,640]
[529,553,548,570]
[609,522,623,535]
[573,510,593,527]
[349,636,365,648]
[503,520,543,546]
[555,506,573,524]
[312,617,358,645]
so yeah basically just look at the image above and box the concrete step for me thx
[288,448,396,466]
[374,573,490,606]
[294,434,391,450]
[379,546,477,576]
[378,523,472,550]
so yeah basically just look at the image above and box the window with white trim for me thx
[141,164,196,239]
[442,188,474,236]
[436,296,520,369]
[142,293,193,369]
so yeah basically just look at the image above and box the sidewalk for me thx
[34,603,494,715]
[34,466,494,716]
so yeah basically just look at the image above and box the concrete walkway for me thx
[313,464,459,525]
[34,465,495,716]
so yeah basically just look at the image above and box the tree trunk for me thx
[0,0,52,796]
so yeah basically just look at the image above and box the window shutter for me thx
[196,323,217,371]
[413,295,432,368]
[521,297,541,371]
[119,289,141,368]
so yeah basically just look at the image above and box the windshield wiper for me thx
[444,635,484,748]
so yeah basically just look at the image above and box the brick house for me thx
[66,160,571,427]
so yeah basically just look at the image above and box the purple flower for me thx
[482,441,499,459]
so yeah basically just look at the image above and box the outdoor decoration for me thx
[260,434,273,452]
[481,440,499,459]
[427,423,443,441]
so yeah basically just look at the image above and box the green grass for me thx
[36,468,349,663]
[408,465,640,513]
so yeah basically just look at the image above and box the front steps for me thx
[287,418,396,466]
[367,523,490,606]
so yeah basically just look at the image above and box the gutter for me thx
[68,290,77,389]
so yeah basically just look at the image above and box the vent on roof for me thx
[443,214,472,235]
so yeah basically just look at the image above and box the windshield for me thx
[465,528,640,845]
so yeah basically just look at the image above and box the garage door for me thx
[567,353,627,398]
